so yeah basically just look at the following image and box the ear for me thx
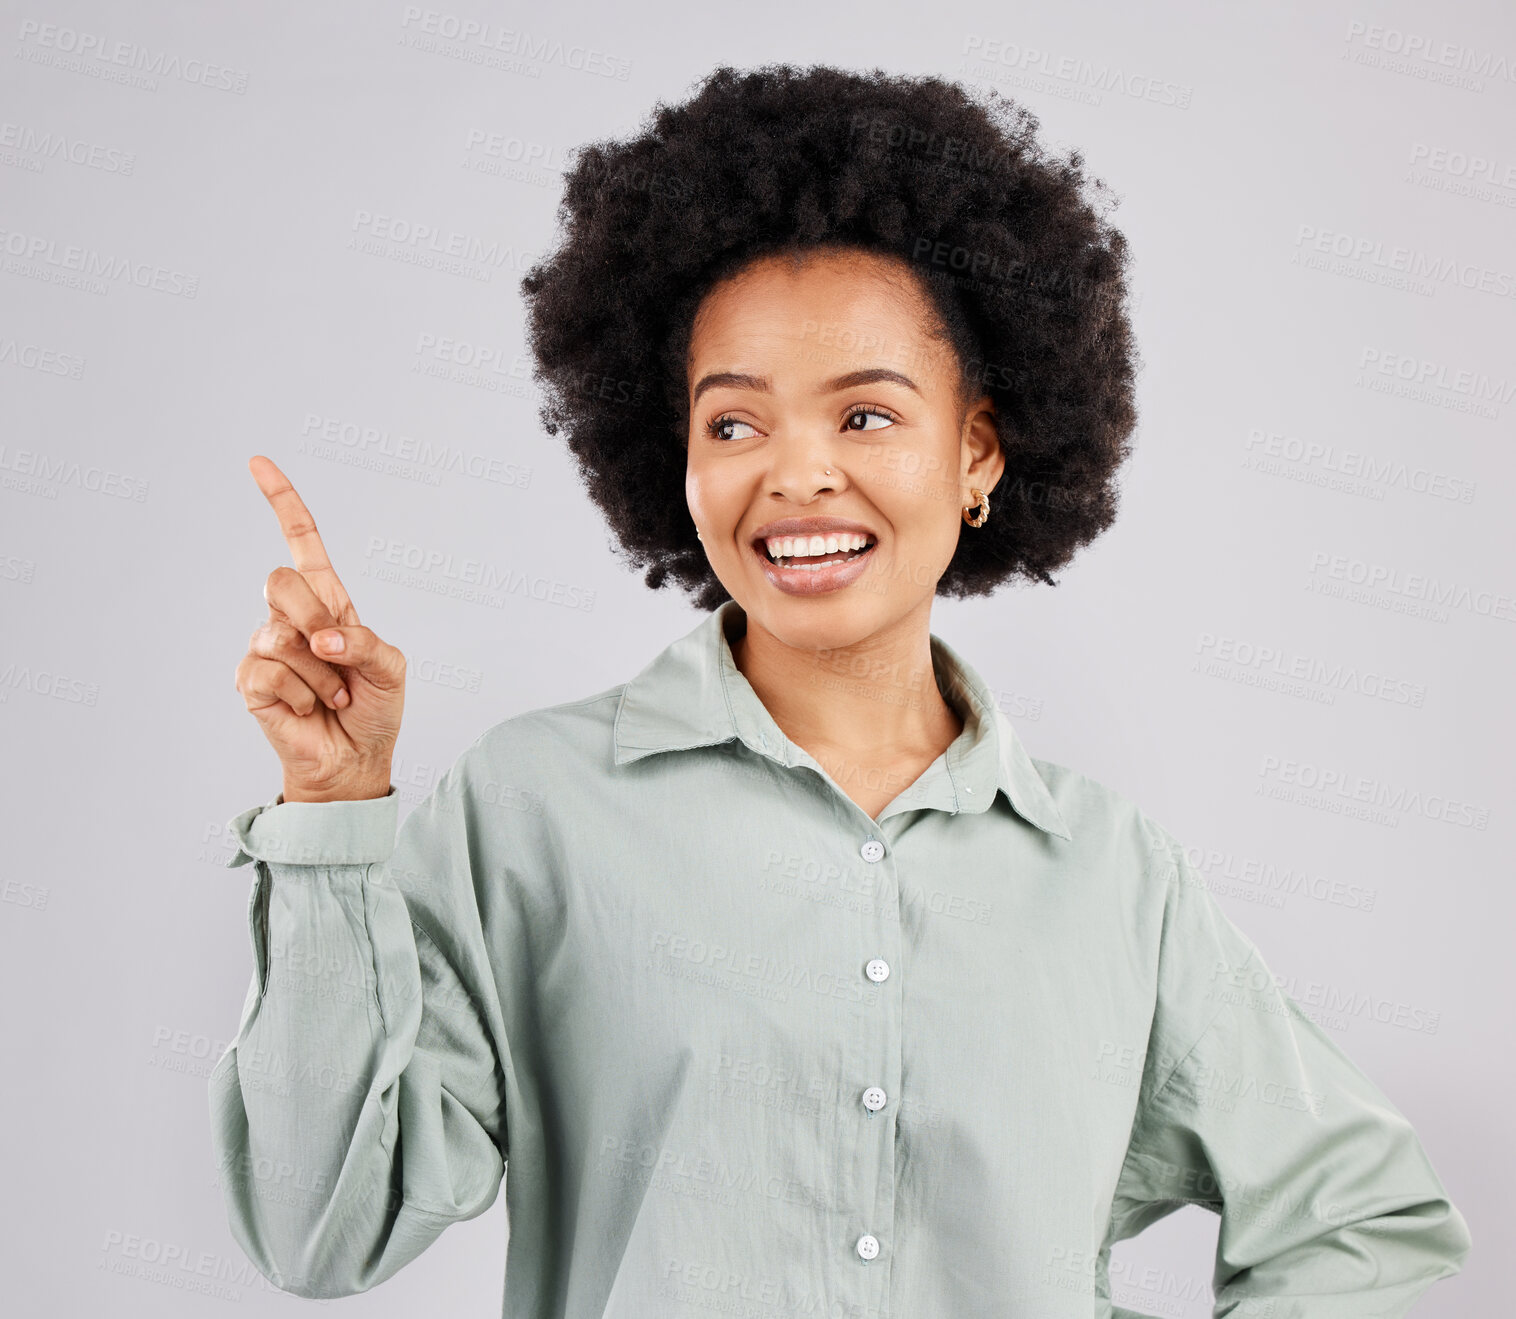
[961,393,1006,495]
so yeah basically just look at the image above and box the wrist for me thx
[281,773,393,804]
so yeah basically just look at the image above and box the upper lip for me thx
[750,516,879,547]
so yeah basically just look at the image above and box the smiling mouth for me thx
[759,540,878,571]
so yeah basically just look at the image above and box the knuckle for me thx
[238,655,267,687]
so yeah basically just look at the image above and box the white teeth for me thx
[762,531,874,561]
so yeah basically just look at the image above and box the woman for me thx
[212,65,1470,1316]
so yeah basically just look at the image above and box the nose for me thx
[763,430,840,503]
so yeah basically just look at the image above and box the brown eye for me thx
[843,406,897,432]
[705,414,758,442]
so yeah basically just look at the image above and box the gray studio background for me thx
[2,0,1510,1314]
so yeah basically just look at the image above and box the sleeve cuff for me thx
[224,787,400,869]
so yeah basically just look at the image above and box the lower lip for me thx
[752,540,879,596]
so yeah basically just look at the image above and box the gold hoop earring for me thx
[962,487,990,528]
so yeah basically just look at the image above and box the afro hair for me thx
[520,62,1140,612]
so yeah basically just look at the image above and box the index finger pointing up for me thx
[248,454,359,625]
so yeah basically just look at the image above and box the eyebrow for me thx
[690,367,922,409]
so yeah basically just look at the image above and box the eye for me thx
[704,414,758,442]
[702,405,899,442]
[843,405,899,432]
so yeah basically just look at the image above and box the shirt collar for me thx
[613,600,1072,840]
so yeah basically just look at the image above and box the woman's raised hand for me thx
[234,456,406,803]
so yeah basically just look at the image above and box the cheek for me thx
[684,456,716,519]
[684,464,741,540]
[881,496,963,580]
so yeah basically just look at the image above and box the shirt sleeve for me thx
[1103,817,1472,1319]
[207,751,510,1299]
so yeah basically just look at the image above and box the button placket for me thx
[850,828,899,1297]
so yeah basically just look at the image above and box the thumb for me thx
[310,626,405,688]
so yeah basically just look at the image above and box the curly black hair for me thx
[520,63,1140,612]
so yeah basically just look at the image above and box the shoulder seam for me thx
[1145,942,1261,1106]
[557,687,626,710]
[467,686,626,746]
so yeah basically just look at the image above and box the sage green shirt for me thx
[209,600,1470,1317]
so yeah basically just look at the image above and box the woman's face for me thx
[684,247,1005,652]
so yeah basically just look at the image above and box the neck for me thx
[726,600,965,766]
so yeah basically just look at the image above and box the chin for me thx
[739,591,895,652]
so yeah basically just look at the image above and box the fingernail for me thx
[334,687,350,708]
[316,631,344,654]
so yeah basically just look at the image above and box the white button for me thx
[855,1233,880,1260]
[862,1086,887,1111]
[865,958,890,983]
[860,838,885,863]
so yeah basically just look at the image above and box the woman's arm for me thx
[207,743,510,1299]
[1103,819,1471,1319]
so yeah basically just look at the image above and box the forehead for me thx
[688,249,948,379]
